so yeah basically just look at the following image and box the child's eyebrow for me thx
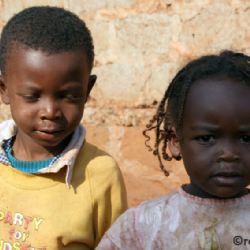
[60,81,83,87]
[238,126,250,131]
[190,124,250,132]
[190,124,219,131]
[17,85,40,92]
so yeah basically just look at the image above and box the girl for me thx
[96,51,250,250]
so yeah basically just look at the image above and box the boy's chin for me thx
[34,133,72,152]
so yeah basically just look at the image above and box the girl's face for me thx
[173,76,250,198]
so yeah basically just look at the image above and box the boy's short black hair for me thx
[0,6,94,74]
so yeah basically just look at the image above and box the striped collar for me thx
[0,120,86,187]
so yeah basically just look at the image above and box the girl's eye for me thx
[195,135,216,144]
[240,135,250,143]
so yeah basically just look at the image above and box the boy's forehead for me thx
[6,45,90,73]
[10,44,87,59]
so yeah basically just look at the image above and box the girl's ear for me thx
[0,76,10,104]
[168,127,182,160]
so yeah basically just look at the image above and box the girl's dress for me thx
[97,186,250,250]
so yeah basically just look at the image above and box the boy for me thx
[0,6,127,250]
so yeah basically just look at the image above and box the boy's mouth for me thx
[35,129,64,141]
[39,129,63,134]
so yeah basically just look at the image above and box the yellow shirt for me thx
[0,142,127,250]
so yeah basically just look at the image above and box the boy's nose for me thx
[40,99,61,120]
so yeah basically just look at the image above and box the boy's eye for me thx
[63,94,84,102]
[240,135,250,143]
[195,135,216,144]
[22,95,39,102]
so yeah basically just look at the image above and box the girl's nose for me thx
[40,99,61,120]
[217,140,239,162]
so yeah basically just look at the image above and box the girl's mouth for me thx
[212,172,243,186]
[214,171,241,177]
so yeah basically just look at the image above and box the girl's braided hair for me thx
[143,50,250,176]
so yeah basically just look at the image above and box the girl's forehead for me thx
[183,77,250,126]
[187,76,250,101]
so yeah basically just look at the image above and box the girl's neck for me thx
[183,183,249,199]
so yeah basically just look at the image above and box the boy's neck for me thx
[12,132,72,161]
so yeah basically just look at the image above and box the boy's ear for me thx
[168,127,182,160]
[0,76,10,104]
[85,75,97,102]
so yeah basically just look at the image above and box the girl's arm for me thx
[96,207,142,250]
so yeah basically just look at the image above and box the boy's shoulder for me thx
[71,141,126,204]
[73,140,122,180]
[77,141,118,169]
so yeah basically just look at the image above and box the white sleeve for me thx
[96,208,142,250]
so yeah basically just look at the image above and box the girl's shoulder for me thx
[96,191,182,250]
[135,190,180,214]
[108,190,181,234]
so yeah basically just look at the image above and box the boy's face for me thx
[0,45,96,155]
[171,76,250,198]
